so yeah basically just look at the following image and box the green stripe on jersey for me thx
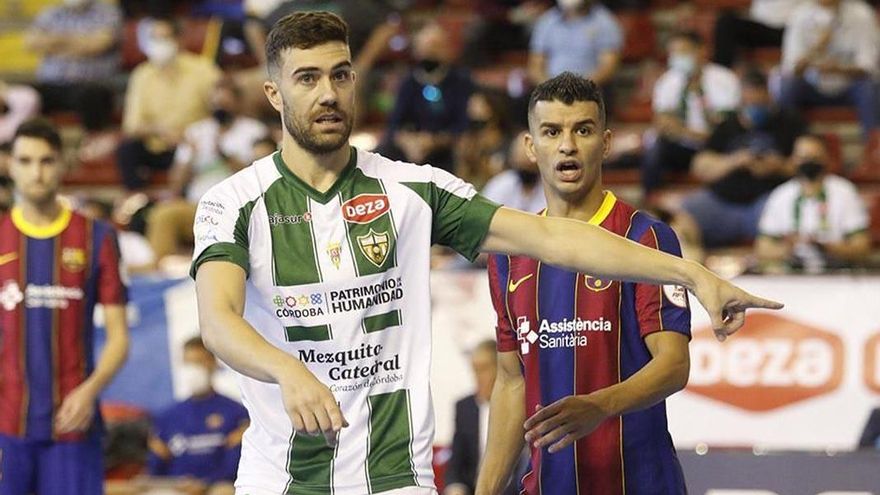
[286,433,336,495]
[263,179,322,286]
[284,324,332,342]
[338,169,398,276]
[363,310,402,334]
[366,389,418,493]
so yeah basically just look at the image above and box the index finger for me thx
[742,293,784,310]
[523,402,562,430]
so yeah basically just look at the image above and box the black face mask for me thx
[212,108,233,125]
[515,168,540,186]
[417,58,442,74]
[0,176,11,188]
[798,160,825,181]
[0,100,8,116]
[468,119,489,132]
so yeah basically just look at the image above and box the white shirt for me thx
[174,116,268,202]
[652,63,742,136]
[782,0,880,94]
[481,170,547,213]
[750,0,807,28]
[758,174,869,242]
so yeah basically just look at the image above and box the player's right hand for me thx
[691,265,784,341]
[279,362,349,446]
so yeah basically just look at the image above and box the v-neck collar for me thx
[273,147,358,204]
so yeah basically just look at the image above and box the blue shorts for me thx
[0,433,103,495]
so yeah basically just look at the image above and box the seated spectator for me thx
[377,22,474,172]
[148,337,248,495]
[756,134,871,269]
[713,0,806,68]
[859,406,880,449]
[0,82,40,144]
[117,17,221,190]
[455,89,512,189]
[482,131,546,213]
[682,69,806,247]
[528,0,623,90]
[643,31,741,196]
[24,0,120,149]
[778,0,880,140]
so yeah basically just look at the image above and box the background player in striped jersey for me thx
[0,119,129,495]
[193,12,780,495]
[477,73,697,495]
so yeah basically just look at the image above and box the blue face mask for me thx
[743,104,770,129]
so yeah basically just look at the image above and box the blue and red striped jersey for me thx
[487,192,691,495]
[0,207,127,441]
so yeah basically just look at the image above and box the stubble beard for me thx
[283,99,352,155]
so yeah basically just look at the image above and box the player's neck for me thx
[280,134,352,193]
[545,183,606,223]
[15,198,63,226]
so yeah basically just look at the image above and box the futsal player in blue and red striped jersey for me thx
[477,74,694,495]
[0,119,129,495]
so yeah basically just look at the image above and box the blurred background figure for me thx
[0,80,40,145]
[454,88,512,189]
[482,131,546,213]
[79,196,157,274]
[778,0,880,141]
[712,0,806,68]
[0,142,13,214]
[642,30,741,198]
[117,16,221,191]
[378,22,474,172]
[859,405,880,450]
[679,69,806,248]
[756,134,871,270]
[147,337,248,495]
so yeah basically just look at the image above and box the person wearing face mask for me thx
[756,134,871,269]
[642,30,742,197]
[147,337,249,495]
[117,16,221,191]
[679,69,806,249]
[378,22,475,173]
[455,89,512,189]
[481,131,547,214]
[778,0,880,142]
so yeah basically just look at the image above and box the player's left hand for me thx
[54,382,98,434]
[690,265,784,342]
[523,396,608,454]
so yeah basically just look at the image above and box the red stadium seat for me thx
[693,0,751,9]
[618,12,657,62]
[868,192,880,245]
[851,130,880,183]
[822,132,844,175]
[805,107,859,124]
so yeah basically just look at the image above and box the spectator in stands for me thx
[712,0,806,68]
[146,135,275,272]
[460,1,548,67]
[79,197,157,274]
[681,69,806,247]
[642,31,741,196]
[528,0,622,90]
[25,0,120,154]
[455,89,512,190]
[482,131,546,213]
[0,81,40,144]
[0,142,11,214]
[148,337,248,495]
[778,0,880,140]
[377,22,474,172]
[858,406,880,449]
[756,134,871,268]
[117,17,221,190]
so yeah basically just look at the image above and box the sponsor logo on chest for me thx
[341,194,390,224]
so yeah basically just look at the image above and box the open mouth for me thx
[315,113,343,125]
[555,160,583,182]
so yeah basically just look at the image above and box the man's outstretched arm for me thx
[481,207,783,339]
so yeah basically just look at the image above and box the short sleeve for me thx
[488,255,518,352]
[595,11,624,53]
[652,72,679,113]
[96,226,128,305]
[709,70,742,112]
[189,183,253,278]
[758,186,793,238]
[634,223,691,339]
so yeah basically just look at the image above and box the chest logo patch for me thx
[584,275,613,292]
[62,248,86,273]
[342,194,390,224]
[357,230,390,267]
[206,413,225,430]
[327,242,342,269]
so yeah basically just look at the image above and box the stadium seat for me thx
[851,130,880,183]
[693,0,751,9]
[805,107,859,124]
[618,12,657,63]
[868,192,880,245]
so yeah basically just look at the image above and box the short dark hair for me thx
[13,119,62,152]
[265,11,349,78]
[528,72,606,126]
[668,30,703,47]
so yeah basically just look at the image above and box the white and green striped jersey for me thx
[191,148,500,495]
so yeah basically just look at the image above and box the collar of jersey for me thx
[539,190,616,225]
[11,205,72,239]
[273,147,358,204]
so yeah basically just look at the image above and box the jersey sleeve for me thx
[96,226,128,305]
[423,167,501,261]
[634,223,691,339]
[488,255,518,352]
[190,182,253,278]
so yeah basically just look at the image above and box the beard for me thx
[283,99,353,155]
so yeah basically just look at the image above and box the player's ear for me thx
[263,80,283,113]
[602,129,613,159]
[523,132,538,164]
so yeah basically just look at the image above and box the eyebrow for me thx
[539,118,597,128]
[291,61,353,77]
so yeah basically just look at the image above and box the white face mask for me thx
[146,39,178,66]
[557,0,584,10]
[669,53,696,75]
[180,363,212,397]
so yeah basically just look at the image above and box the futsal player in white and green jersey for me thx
[191,11,782,495]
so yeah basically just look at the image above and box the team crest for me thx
[326,242,342,269]
[357,230,390,268]
[62,248,86,273]
[206,413,225,429]
[584,275,613,292]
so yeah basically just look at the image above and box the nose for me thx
[558,130,577,156]
[317,75,338,108]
